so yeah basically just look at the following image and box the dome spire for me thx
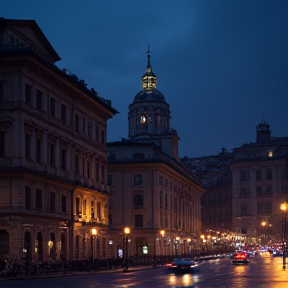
[142,45,157,91]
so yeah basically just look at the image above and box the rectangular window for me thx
[25,134,31,159]
[62,195,67,213]
[82,117,86,135]
[25,186,31,209]
[0,81,4,101]
[88,123,92,137]
[240,203,248,215]
[49,143,55,167]
[159,176,163,186]
[36,90,43,110]
[135,214,143,227]
[165,193,168,208]
[91,201,94,219]
[50,191,55,212]
[256,170,261,181]
[133,195,144,207]
[256,186,262,196]
[96,162,99,182]
[25,84,32,104]
[83,199,87,215]
[134,174,142,186]
[61,104,67,121]
[240,170,250,181]
[76,197,81,215]
[160,191,163,208]
[61,149,67,171]
[75,114,80,133]
[107,175,112,186]
[50,98,56,118]
[266,169,272,180]
[101,130,105,144]
[0,132,4,157]
[97,202,101,219]
[75,154,79,174]
[95,125,99,142]
[174,197,178,213]
[36,189,42,210]
[36,138,42,163]
[87,162,90,179]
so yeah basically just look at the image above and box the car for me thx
[168,258,199,272]
[231,252,249,265]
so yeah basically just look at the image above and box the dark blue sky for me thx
[2,0,288,157]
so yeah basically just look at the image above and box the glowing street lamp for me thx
[281,203,287,269]
[90,228,97,271]
[124,227,130,272]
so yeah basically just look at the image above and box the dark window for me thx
[256,170,261,181]
[160,191,163,208]
[49,143,55,167]
[36,138,42,162]
[76,198,81,215]
[240,170,250,181]
[95,126,99,142]
[87,162,90,178]
[266,169,272,180]
[240,203,248,215]
[107,175,112,186]
[0,81,4,101]
[75,154,79,174]
[159,176,163,186]
[0,132,4,157]
[97,202,101,219]
[50,192,55,212]
[96,162,99,182]
[82,118,86,135]
[36,189,42,210]
[61,104,67,121]
[101,130,105,144]
[25,84,32,104]
[267,186,273,195]
[25,187,31,209]
[62,195,67,213]
[88,123,92,137]
[165,193,168,208]
[36,90,43,110]
[0,230,9,254]
[50,98,56,118]
[240,187,250,197]
[133,195,144,207]
[257,202,272,214]
[256,186,262,196]
[61,149,67,171]
[25,134,31,159]
[75,114,80,133]
[174,197,178,213]
[135,214,143,227]
[134,174,142,186]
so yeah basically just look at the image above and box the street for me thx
[1,253,288,287]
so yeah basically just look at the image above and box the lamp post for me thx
[160,230,165,258]
[124,227,130,272]
[90,228,97,271]
[261,221,267,246]
[281,203,287,270]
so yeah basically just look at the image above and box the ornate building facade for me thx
[107,50,204,257]
[0,18,117,263]
[231,121,288,243]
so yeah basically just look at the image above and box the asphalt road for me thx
[1,253,288,287]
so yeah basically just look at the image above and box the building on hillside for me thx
[230,121,288,244]
[181,148,233,233]
[107,49,204,258]
[0,18,117,263]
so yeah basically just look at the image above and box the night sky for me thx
[1,0,288,158]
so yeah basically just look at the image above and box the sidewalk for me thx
[0,265,153,281]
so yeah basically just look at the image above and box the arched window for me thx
[0,230,9,254]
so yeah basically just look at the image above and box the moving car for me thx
[168,258,199,272]
[231,252,249,265]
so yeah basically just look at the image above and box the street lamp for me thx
[124,227,130,272]
[160,230,165,257]
[281,203,287,270]
[90,228,97,271]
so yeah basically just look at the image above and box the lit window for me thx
[268,151,273,157]
[140,115,146,123]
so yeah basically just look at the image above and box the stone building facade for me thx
[0,18,117,263]
[107,49,204,258]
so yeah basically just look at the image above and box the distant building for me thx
[107,49,204,257]
[0,18,117,263]
[181,148,233,233]
[231,121,288,243]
